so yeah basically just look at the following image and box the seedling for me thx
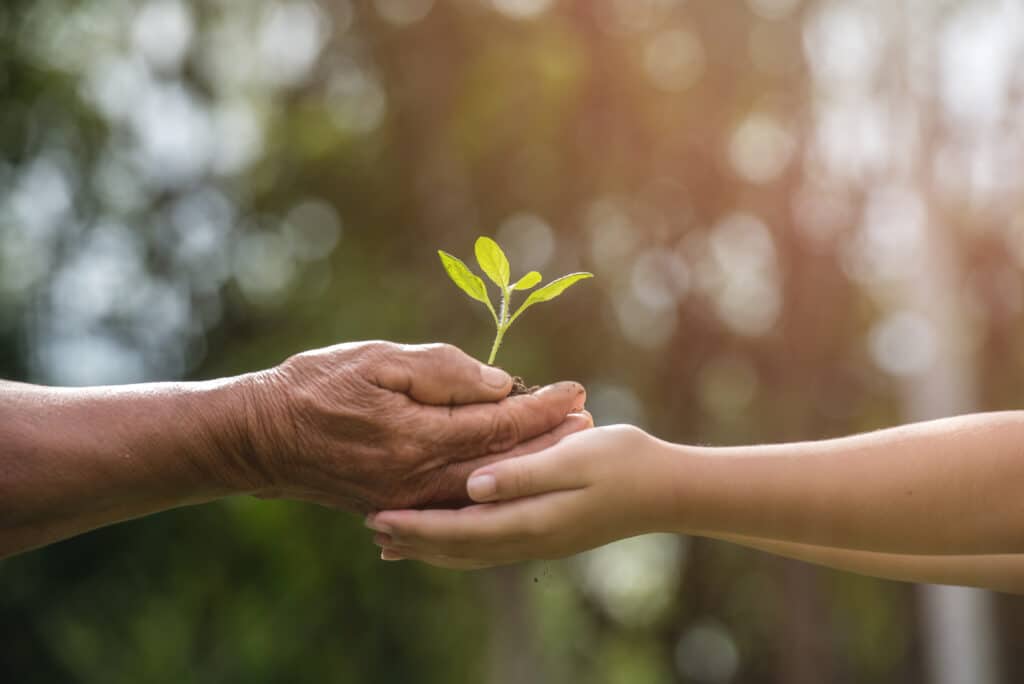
[439,236,593,366]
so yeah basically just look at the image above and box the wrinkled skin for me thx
[238,341,588,513]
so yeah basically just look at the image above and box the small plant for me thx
[439,237,593,366]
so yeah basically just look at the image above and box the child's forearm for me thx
[657,412,1024,555]
[704,532,1024,594]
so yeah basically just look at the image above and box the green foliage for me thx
[439,237,593,366]
[438,250,498,324]
[512,271,543,291]
[474,237,511,289]
[510,273,595,325]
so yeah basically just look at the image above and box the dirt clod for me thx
[509,376,540,396]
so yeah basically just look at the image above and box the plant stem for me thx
[487,286,511,366]
[487,326,506,366]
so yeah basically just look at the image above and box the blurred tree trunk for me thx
[775,561,834,684]
[482,566,549,684]
[898,211,1001,684]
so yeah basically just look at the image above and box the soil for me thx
[509,375,540,397]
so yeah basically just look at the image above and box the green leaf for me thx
[439,251,496,320]
[474,237,510,289]
[510,272,593,324]
[512,271,542,291]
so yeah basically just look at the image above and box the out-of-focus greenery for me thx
[3,0,1024,682]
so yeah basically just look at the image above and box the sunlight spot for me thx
[132,0,194,72]
[587,198,639,273]
[938,3,1022,127]
[212,100,265,175]
[129,82,214,187]
[283,200,342,261]
[234,230,295,303]
[676,620,740,683]
[746,0,799,21]
[586,384,647,426]
[843,186,926,285]
[327,61,388,134]
[595,0,679,35]
[870,310,937,377]
[258,1,329,86]
[489,0,554,20]
[698,355,759,420]
[576,535,686,629]
[630,249,690,310]
[614,286,679,350]
[374,0,434,26]
[496,213,555,272]
[803,2,883,92]
[708,213,780,337]
[728,113,795,184]
[645,28,705,93]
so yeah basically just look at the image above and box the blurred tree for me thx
[3,0,1024,682]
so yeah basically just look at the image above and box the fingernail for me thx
[365,516,392,535]
[481,364,511,389]
[468,473,497,500]
[381,549,405,561]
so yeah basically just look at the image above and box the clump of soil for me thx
[509,376,540,396]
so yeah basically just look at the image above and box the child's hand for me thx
[366,423,669,569]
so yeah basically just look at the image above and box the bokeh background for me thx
[3,0,1024,681]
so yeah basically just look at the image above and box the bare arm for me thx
[0,379,244,557]
[372,417,1024,592]
[0,342,587,558]
[671,413,1024,555]
[705,533,1024,595]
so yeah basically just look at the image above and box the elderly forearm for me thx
[664,412,1024,555]
[0,378,251,557]
[705,532,1024,594]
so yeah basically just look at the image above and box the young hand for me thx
[366,424,670,569]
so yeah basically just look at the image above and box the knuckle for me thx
[391,439,423,465]
[419,463,461,505]
[608,424,646,447]
[427,342,460,359]
[422,343,464,377]
[360,341,400,368]
[508,465,533,498]
[366,340,399,355]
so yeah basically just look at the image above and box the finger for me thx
[495,411,592,460]
[425,412,593,507]
[373,534,494,569]
[430,382,587,460]
[370,506,500,551]
[371,494,569,554]
[373,343,512,405]
[380,547,497,570]
[465,430,590,502]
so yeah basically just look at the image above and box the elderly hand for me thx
[235,341,588,513]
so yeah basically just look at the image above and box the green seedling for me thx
[439,236,593,365]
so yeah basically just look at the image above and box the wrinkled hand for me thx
[367,424,667,568]
[233,341,587,513]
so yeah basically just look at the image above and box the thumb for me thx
[374,343,512,405]
[466,425,591,502]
